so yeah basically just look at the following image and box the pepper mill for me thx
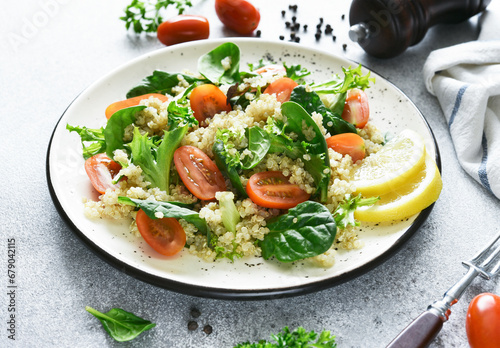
[348,0,491,58]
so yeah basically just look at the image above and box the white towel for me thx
[423,3,500,199]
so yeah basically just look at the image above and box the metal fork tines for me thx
[463,231,500,279]
[429,230,500,321]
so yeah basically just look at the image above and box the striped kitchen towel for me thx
[422,4,500,199]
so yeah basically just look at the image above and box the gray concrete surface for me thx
[1,0,499,347]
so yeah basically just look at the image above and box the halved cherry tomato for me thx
[254,64,286,75]
[263,77,298,103]
[246,171,310,209]
[84,153,122,194]
[466,293,500,348]
[215,0,260,35]
[189,84,232,127]
[105,93,169,119]
[341,88,370,128]
[174,145,227,200]
[157,15,210,46]
[135,209,186,256]
[326,133,366,162]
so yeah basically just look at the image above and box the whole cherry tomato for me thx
[215,0,260,35]
[466,293,500,348]
[157,15,209,46]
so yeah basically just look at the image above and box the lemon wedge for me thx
[354,152,442,222]
[352,129,426,196]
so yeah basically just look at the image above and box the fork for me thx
[386,230,500,348]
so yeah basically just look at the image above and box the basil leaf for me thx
[85,306,155,342]
[104,105,146,159]
[241,126,271,170]
[198,42,241,85]
[126,70,203,98]
[260,201,337,263]
[118,197,210,237]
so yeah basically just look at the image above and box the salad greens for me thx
[85,306,155,342]
[198,42,241,85]
[120,0,193,34]
[260,201,337,263]
[234,326,337,348]
[126,70,202,98]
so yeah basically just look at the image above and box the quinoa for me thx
[81,63,384,268]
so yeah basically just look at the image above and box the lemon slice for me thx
[352,129,426,196]
[354,152,442,222]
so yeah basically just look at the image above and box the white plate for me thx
[47,38,440,299]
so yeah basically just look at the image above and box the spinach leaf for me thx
[104,105,147,159]
[85,306,155,342]
[198,42,241,85]
[213,138,247,197]
[290,86,356,136]
[128,125,188,193]
[118,196,210,238]
[241,126,271,169]
[126,70,202,98]
[281,101,331,202]
[66,125,106,160]
[260,201,337,263]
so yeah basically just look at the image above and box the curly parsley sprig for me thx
[121,0,193,34]
[234,326,337,348]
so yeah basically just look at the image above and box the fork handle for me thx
[386,311,444,348]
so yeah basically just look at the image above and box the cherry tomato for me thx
[215,0,260,35]
[105,93,169,119]
[84,153,122,194]
[174,145,227,200]
[326,133,366,162]
[466,293,500,348]
[341,88,370,128]
[246,171,310,209]
[254,64,286,75]
[189,84,232,127]
[135,209,186,256]
[263,77,298,103]
[157,15,210,46]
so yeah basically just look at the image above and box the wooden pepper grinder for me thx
[349,0,491,58]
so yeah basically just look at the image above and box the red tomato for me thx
[174,145,227,200]
[254,64,286,75]
[326,133,366,162]
[135,209,186,256]
[246,171,310,209]
[341,88,370,128]
[215,0,260,35]
[189,84,232,127]
[263,77,298,103]
[105,93,169,119]
[157,15,210,46]
[466,293,500,348]
[84,153,122,194]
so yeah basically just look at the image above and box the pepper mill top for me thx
[349,0,492,58]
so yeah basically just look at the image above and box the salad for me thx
[67,42,394,267]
